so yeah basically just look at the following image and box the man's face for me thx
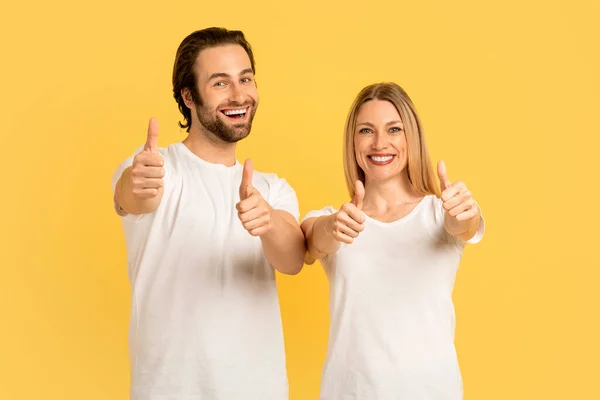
[189,44,258,143]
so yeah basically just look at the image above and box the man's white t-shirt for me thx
[303,195,485,400]
[111,142,299,400]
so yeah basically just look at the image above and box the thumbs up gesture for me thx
[437,160,479,222]
[130,118,165,199]
[328,180,366,244]
[236,159,273,237]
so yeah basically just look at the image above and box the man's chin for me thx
[232,130,251,142]
[219,127,250,143]
[231,122,251,135]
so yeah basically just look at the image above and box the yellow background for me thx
[2,0,599,398]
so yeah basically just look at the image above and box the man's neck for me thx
[182,127,237,166]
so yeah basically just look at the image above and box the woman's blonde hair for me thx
[343,82,439,198]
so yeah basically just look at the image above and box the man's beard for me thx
[196,100,257,143]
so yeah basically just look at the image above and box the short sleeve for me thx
[301,206,337,224]
[466,202,485,244]
[265,176,300,222]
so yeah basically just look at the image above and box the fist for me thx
[328,180,366,244]
[437,160,479,221]
[237,159,272,236]
[130,118,165,199]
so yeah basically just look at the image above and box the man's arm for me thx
[236,159,305,275]
[260,209,306,275]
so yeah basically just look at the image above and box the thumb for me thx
[144,117,159,153]
[437,160,451,192]
[240,159,254,199]
[352,180,365,210]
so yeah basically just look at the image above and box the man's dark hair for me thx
[172,28,256,131]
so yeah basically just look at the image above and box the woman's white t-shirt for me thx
[303,195,485,400]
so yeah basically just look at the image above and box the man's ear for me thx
[182,88,194,108]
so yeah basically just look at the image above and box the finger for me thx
[441,181,466,203]
[353,180,365,210]
[144,117,159,153]
[341,203,366,224]
[336,223,360,239]
[236,195,260,213]
[132,188,159,198]
[455,206,479,221]
[437,160,451,192]
[334,231,354,244]
[132,174,163,188]
[249,226,270,237]
[133,166,165,179]
[240,159,254,199]
[238,205,269,223]
[135,152,164,167]
[141,178,164,189]
[448,198,475,218]
[442,187,471,209]
[242,214,270,231]
[338,213,365,233]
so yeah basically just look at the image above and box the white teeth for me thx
[370,156,393,162]
[223,109,246,116]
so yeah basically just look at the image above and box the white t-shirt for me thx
[111,142,299,400]
[303,195,485,400]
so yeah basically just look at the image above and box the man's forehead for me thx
[195,45,252,78]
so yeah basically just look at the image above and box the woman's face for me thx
[354,100,408,183]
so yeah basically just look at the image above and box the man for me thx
[112,27,305,400]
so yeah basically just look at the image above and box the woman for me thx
[302,82,485,399]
